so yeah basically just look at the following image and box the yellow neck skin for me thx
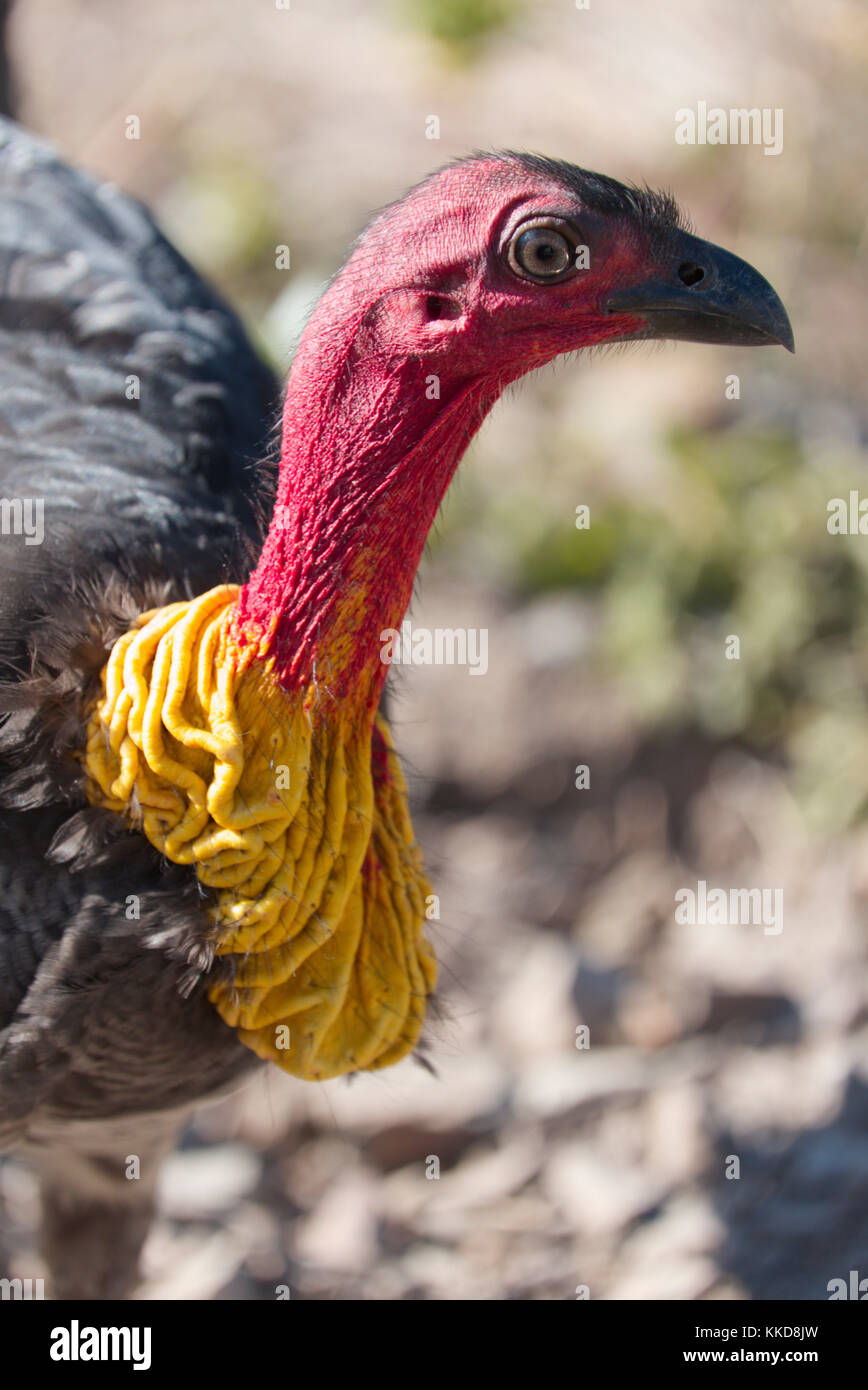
[84,586,437,1080]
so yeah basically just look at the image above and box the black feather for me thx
[0,118,276,1141]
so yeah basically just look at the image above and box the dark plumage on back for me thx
[0,116,278,664]
[0,120,277,1271]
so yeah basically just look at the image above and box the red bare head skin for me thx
[235,153,792,709]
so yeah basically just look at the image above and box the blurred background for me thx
[2,0,867,1299]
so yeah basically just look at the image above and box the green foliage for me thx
[508,422,868,831]
[161,153,285,308]
[397,0,517,59]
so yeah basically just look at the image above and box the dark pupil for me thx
[517,228,568,277]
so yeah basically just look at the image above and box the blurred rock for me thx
[156,1145,261,1220]
[543,1142,667,1236]
[514,1051,649,1122]
[293,1170,378,1273]
[490,932,579,1059]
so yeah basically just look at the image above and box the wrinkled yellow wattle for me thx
[83,585,437,1080]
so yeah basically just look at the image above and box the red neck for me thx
[234,294,501,711]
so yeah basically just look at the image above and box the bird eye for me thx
[507,220,577,283]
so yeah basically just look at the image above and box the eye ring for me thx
[506,217,581,284]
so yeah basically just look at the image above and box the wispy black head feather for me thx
[419,149,687,235]
[504,151,688,232]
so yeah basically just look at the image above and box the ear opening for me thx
[425,294,462,321]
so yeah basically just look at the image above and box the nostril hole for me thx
[678,261,705,287]
[426,295,443,320]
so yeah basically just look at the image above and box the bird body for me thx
[0,120,792,1295]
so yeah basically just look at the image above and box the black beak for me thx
[604,228,794,353]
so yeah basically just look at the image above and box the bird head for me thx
[239,152,793,697]
[324,151,793,390]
